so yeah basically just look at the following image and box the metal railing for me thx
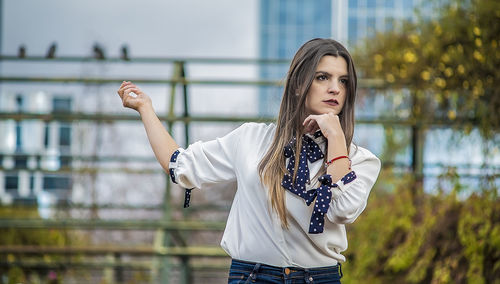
[0,55,496,283]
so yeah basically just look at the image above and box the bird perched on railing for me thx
[46,42,57,59]
[120,44,130,61]
[18,45,26,58]
[93,43,105,60]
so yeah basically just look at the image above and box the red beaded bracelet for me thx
[325,155,351,170]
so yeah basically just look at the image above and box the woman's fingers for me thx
[303,116,313,133]
[118,83,142,99]
[303,113,340,135]
[117,81,150,111]
[123,88,141,103]
[303,116,319,134]
[119,86,140,107]
[117,82,131,98]
[303,114,317,126]
[124,87,141,96]
[121,85,137,95]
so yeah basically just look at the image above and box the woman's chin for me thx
[318,108,340,115]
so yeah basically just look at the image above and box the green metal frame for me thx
[0,54,495,283]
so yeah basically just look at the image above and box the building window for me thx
[367,0,377,9]
[5,175,19,192]
[59,125,71,147]
[15,95,24,152]
[14,156,28,169]
[43,175,72,190]
[367,17,376,37]
[44,123,50,148]
[348,16,358,44]
[53,97,72,113]
[403,0,414,13]
[385,17,394,31]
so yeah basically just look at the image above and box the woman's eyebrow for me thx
[315,71,349,77]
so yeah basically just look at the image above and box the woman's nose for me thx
[327,81,340,95]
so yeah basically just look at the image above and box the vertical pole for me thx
[0,0,3,120]
[114,253,124,283]
[411,126,424,183]
[178,60,192,284]
[154,61,182,284]
[103,253,115,284]
[411,91,424,199]
[180,62,189,147]
[0,0,3,55]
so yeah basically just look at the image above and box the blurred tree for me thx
[346,1,500,282]
[344,168,499,283]
[356,0,500,140]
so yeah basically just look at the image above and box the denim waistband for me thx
[229,258,342,283]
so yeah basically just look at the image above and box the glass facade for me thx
[259,0,332,116]
[346,0,423,46]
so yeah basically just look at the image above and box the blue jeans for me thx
[228,259,342,284]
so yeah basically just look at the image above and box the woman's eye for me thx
[340,78,348,85]
[316,75,327,81]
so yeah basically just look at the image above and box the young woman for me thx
[117,38,380,283]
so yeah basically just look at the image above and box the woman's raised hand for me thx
[117,81,152,112]
[303,112,344,139]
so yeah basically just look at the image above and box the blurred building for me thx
[0,92,73,206]
[258,0,425,115]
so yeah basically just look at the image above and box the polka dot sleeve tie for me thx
[305,174,334,234]
[169,149,193,208]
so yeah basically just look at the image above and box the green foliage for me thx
[355,0,500,139]
[343,168,499,283]
[348,3,500,279]
[0,207,68,284]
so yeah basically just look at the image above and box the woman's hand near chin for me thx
[302,112,345,140]
[304,112,350,180]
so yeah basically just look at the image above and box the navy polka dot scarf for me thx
[281,132,337,234]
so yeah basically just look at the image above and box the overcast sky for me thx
[0,0,263,152]
[2,0,259,58]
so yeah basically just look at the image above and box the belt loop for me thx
[338,262,343,278]
[304,268,314,283]
[245,263,261,283]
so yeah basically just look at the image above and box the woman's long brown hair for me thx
[258,38,358,228]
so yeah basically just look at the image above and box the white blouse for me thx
[169,122,381,268]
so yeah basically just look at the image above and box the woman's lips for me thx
[323,99,339,106]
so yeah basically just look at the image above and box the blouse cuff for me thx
[299,171,358,234]
[330,171,357,199]
[168,149,182,184]
[168,149,194,208]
